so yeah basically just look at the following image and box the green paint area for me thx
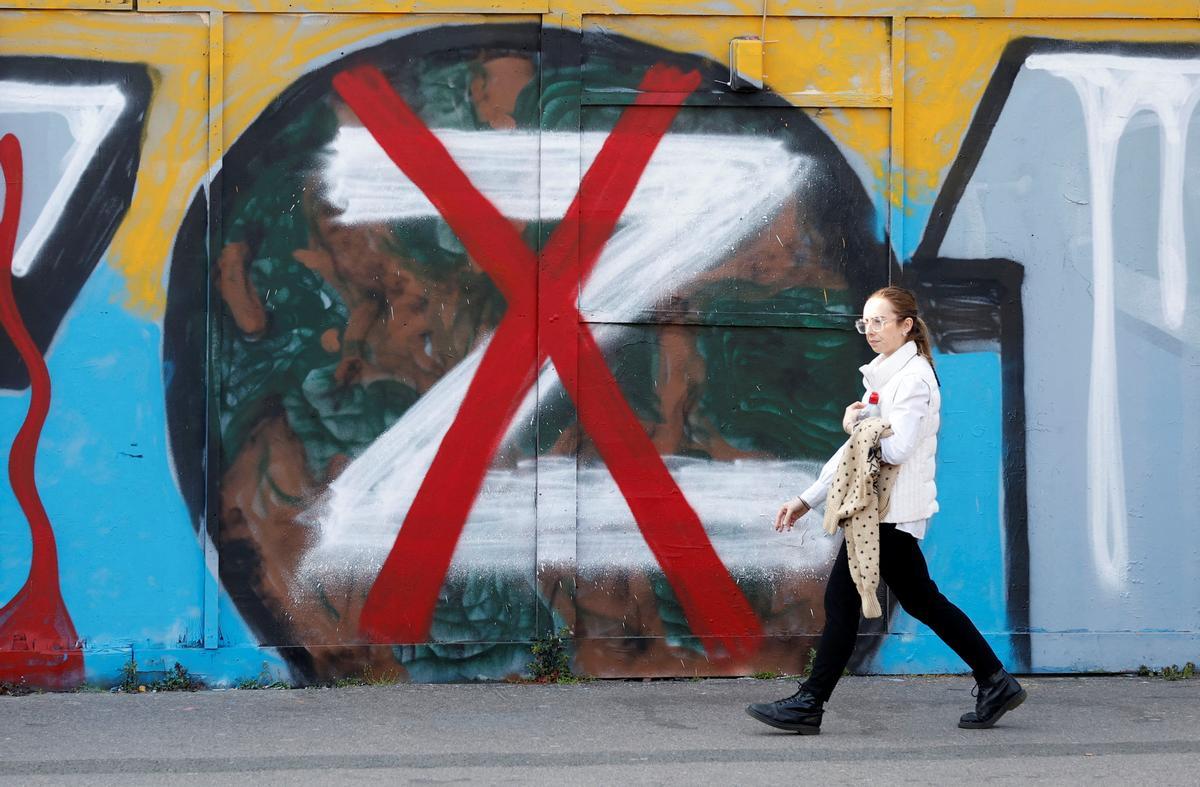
[221,103,348,466]
[694,288,862,461]
[397,574,553,682]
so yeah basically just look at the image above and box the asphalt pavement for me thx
[2,675,1198,784]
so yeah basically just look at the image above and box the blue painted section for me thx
[0,261,284,684]
[867,349,1016,674]
[0,406,29,606]
[899,200,935,262]
[85,646,291,688]
[872,197,887,244]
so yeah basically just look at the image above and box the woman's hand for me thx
[774,496,811,532]
[842,401,866,434]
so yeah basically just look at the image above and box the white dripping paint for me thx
[1026,53,1200,589]
[0,82,126,277]
[300,131,813,579]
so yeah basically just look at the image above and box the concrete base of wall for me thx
[863,631,1198,675]
[3,629,1179,691]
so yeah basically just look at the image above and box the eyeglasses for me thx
[854,316,898,334]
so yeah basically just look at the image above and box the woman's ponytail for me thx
[868,286,939,384]
[911,315,936,372]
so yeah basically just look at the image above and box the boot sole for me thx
[745,706,822,735]
[958,688,1027,729]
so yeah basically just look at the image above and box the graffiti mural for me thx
[2,6,1198,688]
[163,23,887,681]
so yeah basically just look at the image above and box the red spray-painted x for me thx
[333,64,763,662]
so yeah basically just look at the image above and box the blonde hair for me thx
[868,286,936,373]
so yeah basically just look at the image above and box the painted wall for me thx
[1,2,1196,688]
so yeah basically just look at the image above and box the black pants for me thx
[801,523,1003,703]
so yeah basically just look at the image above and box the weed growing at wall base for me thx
[529,627,577,683]
[156,662,203,691]
[0,678,38,696]
[1138,662,1196,681]
[327,666,404,688]
[236,662,290,690]
[752,670,783,679]
[114,658,204,692]
[118,658,139,693]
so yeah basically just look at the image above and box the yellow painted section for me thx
[222,13,537,149]
[141,0,550,11]
[572,12,893,216]
[576,13,892,214]
[583,15,890,99]
[887,13,903,255]
[597,0,1200,18]
[904,18,1200,215]
[0,0,128,8]
[804,106,891,203]
[0,10,209,317]
[208,11,224,208]
[587,0,1200,16]
[130,1,1200,18]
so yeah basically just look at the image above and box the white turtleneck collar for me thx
[859,339,920,392]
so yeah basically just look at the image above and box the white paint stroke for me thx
[0,82,126,277]
[1027,53,1200,589]
[299,457,838,583]
[301,132,811,575]
[323,128,803,224]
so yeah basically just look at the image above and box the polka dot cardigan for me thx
[820,416,900,619]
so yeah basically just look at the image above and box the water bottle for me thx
[857,391,881,421]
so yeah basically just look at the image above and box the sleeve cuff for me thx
[798,484,824,509]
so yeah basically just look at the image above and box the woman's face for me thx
[861,296,913,357]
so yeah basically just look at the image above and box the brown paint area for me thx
[218,411,399,678]
[470,55,536,130]
[216,241,266,337]
[298,205,445,393]
[541,565,832,678]
[687,196,849,293]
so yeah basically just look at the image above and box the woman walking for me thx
[746,286,1025,735]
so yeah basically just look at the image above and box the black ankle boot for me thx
[958,668,1027,729]
[746,686,824,734]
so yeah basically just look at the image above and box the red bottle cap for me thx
[868,392,879,404]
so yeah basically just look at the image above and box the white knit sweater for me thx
[800,340,940,533]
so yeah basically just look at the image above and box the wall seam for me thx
[201,7,223,651]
